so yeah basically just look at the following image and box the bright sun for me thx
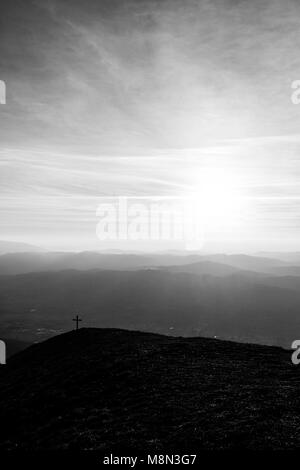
[188,167,242,230]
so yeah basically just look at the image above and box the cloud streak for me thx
[1,0,300,250]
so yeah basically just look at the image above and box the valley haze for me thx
[1,242,300,352]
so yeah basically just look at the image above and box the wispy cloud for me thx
[1,0,300,250]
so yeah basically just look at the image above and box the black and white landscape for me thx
[1,0,300,456]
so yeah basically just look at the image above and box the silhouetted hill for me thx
[0,328,298,451]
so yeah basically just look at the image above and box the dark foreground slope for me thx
[0,328,299,451]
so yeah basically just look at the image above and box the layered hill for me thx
[0,328,298,451]
[0,251,289,276]
[1,269,300,347]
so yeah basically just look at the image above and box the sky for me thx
[1,0,300,252]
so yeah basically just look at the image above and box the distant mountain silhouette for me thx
[0,328,298,451]
[0,251,153,275]
[202,253,288,272]
[1,268,300,347]
[0,251,288,276]
[258,251,300,263]
[0,240,45,255]
[160,260,246,276]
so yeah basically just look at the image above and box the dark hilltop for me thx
[0,328,298,451]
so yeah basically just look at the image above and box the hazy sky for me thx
[1,0,300,251]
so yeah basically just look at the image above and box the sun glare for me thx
[187,167,243,230]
